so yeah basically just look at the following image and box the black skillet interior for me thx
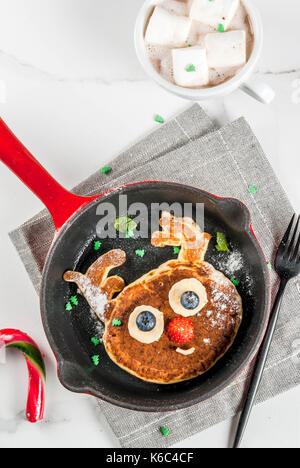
[41,182,269,411]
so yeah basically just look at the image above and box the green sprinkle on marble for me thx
[112,319,122,327]
[230,278,240,287]
[135,249,145,258]
[216,232,230,252]
[65,302,72,311]
[173,247,181,255]
[186,64,196,72]
[160,426,170,437]
[267,262,272,271]
[70,295,78,306]
[94,240,102,251]
[154,114,165,124]
[249,185,258,195]
[217,24,225,32]
[91,337,100,347]
[101,166,112,174]
[91,355,100,366]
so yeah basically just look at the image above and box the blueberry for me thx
[136,311,156,332]
[180,291,199,310]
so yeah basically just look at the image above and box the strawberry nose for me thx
[167,317,194,344]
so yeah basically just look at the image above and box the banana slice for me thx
[128,305,164,344]
[176,347,195,355]
[169,278,208,317]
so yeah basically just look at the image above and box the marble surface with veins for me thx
[0,0,299,448]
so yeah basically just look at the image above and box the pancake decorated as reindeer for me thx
[64,212,242,384]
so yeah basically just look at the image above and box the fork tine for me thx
[287,215,299,258]
[292,229,300,262]
[279,214,295,254]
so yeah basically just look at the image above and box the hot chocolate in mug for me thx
[135,0,275,104]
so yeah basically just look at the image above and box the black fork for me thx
[232,214,300,448]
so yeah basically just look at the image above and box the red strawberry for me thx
[167,317,194,344]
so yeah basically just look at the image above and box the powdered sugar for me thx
[213,250,244,277]
[211,249,254,297]
[210,289,229,303]
[84,285,107,321]
[74,275,108,322]
[204,267,242,330]
[90,311,106,339]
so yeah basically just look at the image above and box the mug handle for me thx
[240,76,275,104]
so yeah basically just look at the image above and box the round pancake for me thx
[104,260,242,384]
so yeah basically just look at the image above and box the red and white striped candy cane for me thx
[0,329,46,423]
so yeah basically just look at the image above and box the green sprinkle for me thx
[186,64,196,72]
[154,114,165,124]
[94,240,102,251]
[65,302,72,311]
[173,246,181,255]
[217,24,225,32]
[126,230,134,239]
[91,355,100,366]
[249,185,258,195]
[160,426,170,437]
[91,337,100,347]
[70,295,78,306]
[187,44,192,47]
[267,262,272,271]
[215,232,230,252]
[101,166,112,174]
[112,319,122,327]
[230,278,240,287]
[114,217,137,234]
[135,249,145,258]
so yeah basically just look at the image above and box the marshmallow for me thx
[205,30,246,68]
[172,46,209,87]
[145,6,192,47]
[190,0,240,30]
[161,0,188,16]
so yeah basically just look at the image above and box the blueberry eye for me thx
[180,291,200,310]
[136,311,156,332]
[169,279,207,317]
[129,306,164,343]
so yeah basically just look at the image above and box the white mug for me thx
[134,0,275,104]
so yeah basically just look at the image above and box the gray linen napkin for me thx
[9,105,300,448]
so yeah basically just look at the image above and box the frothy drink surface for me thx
[145,0,254,88]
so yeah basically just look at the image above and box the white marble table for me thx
[0,0,299,448]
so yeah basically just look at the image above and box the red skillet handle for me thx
[0,118,98,230]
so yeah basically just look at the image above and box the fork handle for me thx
[232,278,288,448]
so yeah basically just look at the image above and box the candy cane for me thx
[0,329,46,423]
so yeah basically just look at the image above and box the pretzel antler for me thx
[63,250,126,321]
[151,212,211,263]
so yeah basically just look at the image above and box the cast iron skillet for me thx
[0,119,270,412]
